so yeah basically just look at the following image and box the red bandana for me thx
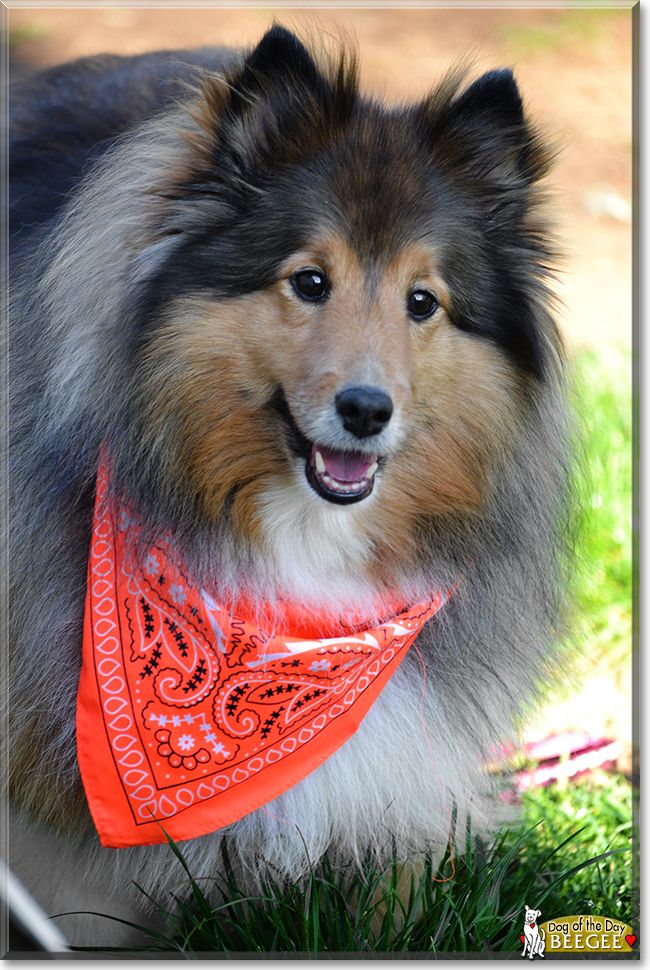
[77,458,451,848]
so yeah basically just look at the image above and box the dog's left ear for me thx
[419,68,550,188]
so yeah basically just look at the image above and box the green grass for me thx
[71,772,633,954]
[572,347,632,670]
[497,9,626,57]
[71,349,634,954]
[8,21,49,47]
[516,772,633,924]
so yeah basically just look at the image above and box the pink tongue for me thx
[313,445,376,483]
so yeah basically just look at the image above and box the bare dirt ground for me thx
[8,6,635,763]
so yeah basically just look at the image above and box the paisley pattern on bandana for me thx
[77,457,452,848]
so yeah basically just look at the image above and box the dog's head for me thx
[524,906,542,925]
[101,28,560,587]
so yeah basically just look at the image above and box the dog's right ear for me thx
[232,26,323,106]
[191,27,358,181]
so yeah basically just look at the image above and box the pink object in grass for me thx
[513,738,622,793]
[524,732,603,762]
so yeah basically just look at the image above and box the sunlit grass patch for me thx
[572,347,632,668]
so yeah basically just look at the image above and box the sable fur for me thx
[7,28,573,944]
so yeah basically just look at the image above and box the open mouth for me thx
[306,444,378,505]
[271,390,380,505]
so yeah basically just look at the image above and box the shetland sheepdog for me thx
[7,26,572,945]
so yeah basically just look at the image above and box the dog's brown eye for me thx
[407,289,439,321]
[290,270,329,302]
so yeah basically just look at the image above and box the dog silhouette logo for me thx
[521,905,546,959]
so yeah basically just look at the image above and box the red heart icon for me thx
[625,935,636,946]
[520,935,525,944]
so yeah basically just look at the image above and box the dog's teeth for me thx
[315,450,326,474]
[367,462,378,478]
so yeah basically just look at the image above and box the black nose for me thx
[335,386,394,439]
